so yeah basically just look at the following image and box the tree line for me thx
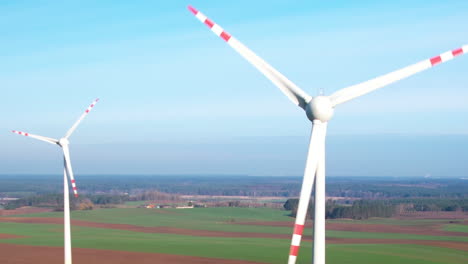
[3,193,130,210]
[2,175,466,199]
[283,197,467,220]
[390,198,468,212]
[284,199,394,220]
[3,190,182,210]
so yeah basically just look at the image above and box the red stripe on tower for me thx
[74,194,79,198]
[430,56,442,66]
[452,48,464,57]
[289,245,300,256]
[293,224,304,235]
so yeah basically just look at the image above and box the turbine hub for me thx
[58,138,69,147]
[306,96,334,122]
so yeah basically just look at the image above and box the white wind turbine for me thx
[187,5,467,264]
[12,98,99,264]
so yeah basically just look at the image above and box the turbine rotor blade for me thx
[188,6,312,109]
[330,45,467,106]
[64,98,99,139]
[288,120,327,264]
[11,130,58,145]
[62,145,79,198]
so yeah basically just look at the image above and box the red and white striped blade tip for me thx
[289,223,305,259]
[71,180,78,197]
[90,98,99,106]
[429,46,466,66]
[85,98,99,113]
[187,5,232,42]
[12,130,28,136]
[188,5,197,14]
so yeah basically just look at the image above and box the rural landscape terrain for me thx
[0,175,466,264]
[2,1,467,264]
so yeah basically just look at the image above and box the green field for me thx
[1,207,467,264]
[442,224,468,233]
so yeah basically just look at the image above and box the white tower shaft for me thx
[63,168,72,264]
[313,134,327,264]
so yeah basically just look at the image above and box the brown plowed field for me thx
[327,238,468,251]
[234,221,468,237]
[0,243,265,264]
[396,211,468,219]
[0,234,25,239]
[0,207,53,216]
[327,222,467,237]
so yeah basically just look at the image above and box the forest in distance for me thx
[0,174,466,198]
[0,175,466,220]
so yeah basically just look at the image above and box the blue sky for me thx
[1,0,467,176]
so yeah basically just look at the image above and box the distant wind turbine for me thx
[12,98,99,264]
[187,5,467,264]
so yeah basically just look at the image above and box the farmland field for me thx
[0,207,466,264]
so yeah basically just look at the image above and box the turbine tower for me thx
[187,5,466,264]
[12,98,99,264]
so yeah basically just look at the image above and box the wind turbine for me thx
[12,98,99,264]
[187,5,467,264]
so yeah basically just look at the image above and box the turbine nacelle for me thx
[58,138,70,147]
[305,96,334,122]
